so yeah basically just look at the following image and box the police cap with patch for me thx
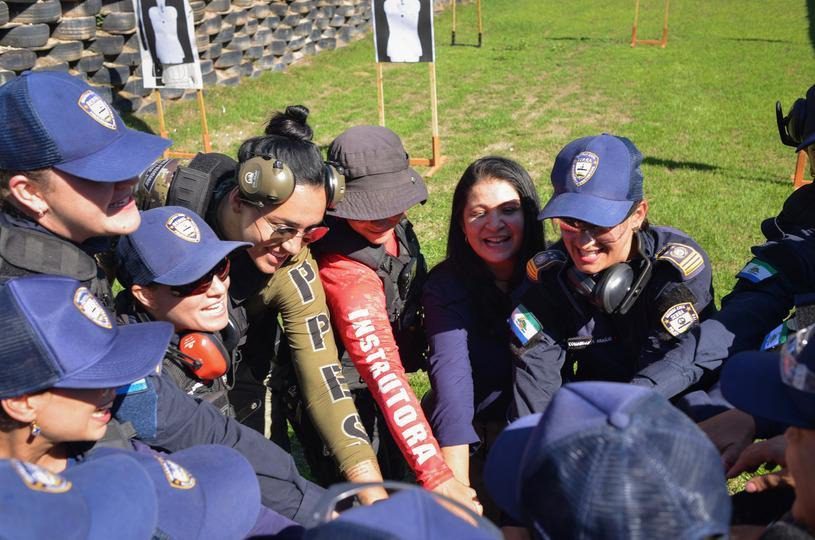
[116,206,250,288]
[540,134,644,227]
[90,444,262,540]
[0,275,172,398]
[0,71,171,181]
[0,455,158,540]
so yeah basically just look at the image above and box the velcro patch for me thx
[657,243,704,279]
[116,378,148,395]
[737,258,777,284]
[509,303,543,346]
[661,302,699,337]
[526,250,566,282]
[761,321,791,351]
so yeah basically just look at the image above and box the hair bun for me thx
[264,104,313,142]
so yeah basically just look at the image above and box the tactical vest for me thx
[315,218,428,385]
[0,220,114,309]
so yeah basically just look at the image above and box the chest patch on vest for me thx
[509,303,543,346]
[737,258,777,284]
[660,302,698,337]
[657,243,704,279]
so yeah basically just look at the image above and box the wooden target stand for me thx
[376,62,447,177]
[631,0,669,48]
[154,89,212,159]
[451,0,483,47]
[793,150,812,189]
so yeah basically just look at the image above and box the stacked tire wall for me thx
[0,0,374,113]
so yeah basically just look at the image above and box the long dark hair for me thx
[445,157,545,327]
[236,105,324,187]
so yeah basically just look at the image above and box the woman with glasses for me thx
[188,105,388,503]
[115,206,250,415]
[510,134,717,420]
[420,157,544,522]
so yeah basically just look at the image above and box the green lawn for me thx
[128,0,814,485]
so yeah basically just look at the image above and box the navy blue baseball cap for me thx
[90,444,261,540]
[485,382,730,539]
[0,71,171,181]
[116,206,250,288]
[722,324,815,429]
[539,134,644,227]
[0,275,173,398]
[0,455,158,540]
[305,484,500,540]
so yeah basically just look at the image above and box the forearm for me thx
[441,444,471,485]
[342,459,388,504]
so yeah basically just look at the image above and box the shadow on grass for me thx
[721,38,797,44]
[643,157,719,172]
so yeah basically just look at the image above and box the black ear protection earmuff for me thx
[777,85,815,149]
[166,332,231,382]
[776,98,807,148]
[564,231,653,315]
[237,153,346,209]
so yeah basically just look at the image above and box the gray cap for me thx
[327,126,427,220]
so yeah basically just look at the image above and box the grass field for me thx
[128,0,814,486]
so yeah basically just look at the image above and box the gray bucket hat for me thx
[327,126,428,220]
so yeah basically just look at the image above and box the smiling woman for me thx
[421,156,544,521]
[509,134,723,423]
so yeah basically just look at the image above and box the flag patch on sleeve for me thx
[737,258,777,284]
[509,304,543,346]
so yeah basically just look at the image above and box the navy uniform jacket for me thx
[649,204,815,435]
[0,208,323,524]
[509,226,717,419]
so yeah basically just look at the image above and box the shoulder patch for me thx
[657,243,704,279]
[737,258,778,284]
[526,250,566,283]
[761,321,791,351]
[660,302,699,337]
[509,303,543,346]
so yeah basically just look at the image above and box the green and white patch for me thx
[737,258,777,284]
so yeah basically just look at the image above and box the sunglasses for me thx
[170,258,231,297]
[259,217,329,245]
[557,217,629,243]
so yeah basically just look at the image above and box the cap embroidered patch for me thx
[12,460,72,493]
[657,243,704,278]
[156,456,196,490]
[661,302,698,337]
[737,258,777,284]
[165,213,201,243]
[77,90,116,131]
[73,287,112,329]
[509,303,543,346]
[571,151,599,186]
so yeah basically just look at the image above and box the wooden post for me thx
[376,62,385,127]
[631,0,669,48]
[407,62,447,177]
[154,89,211,159]
[197,90,211,152]
[451,0,457,45]
[630,0,640,47]
[476,0,483,47]
[794,150,809,189]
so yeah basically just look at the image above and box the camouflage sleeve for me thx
[264,248,377,474]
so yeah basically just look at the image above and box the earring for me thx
[30,421,41,438]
